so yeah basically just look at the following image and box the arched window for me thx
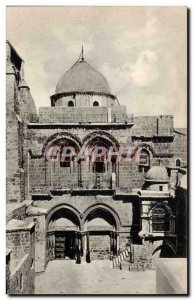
[176,159,181,167]
[68,101,74,107]
[138,149,150,173]
[93,101,99,107]
[151,206,170,232]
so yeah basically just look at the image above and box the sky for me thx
[6,6,187,127]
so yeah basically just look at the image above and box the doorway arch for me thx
[82,204,121,260]
[46,205,82,261]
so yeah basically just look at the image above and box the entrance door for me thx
[55,231,76,259]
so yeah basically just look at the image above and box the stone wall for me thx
[6,224,35,294]
[6,42,37,203]
[6,250,11,294]
[171,129,187,165]
[131,115,173,136]
[9,254,34,295]
[89,234,110,260]
[176,185,187,256]
[118,160,144,192]
[6,71,24,203]
[34,215,47,272]
[6,225,35,270]
[133,242,153,270]
[27,117,185,195]
[39,106,130,124]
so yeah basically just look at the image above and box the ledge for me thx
[27,122,134,129]
[6,219,35,232]
[137,190,171,198]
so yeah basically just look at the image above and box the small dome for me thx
[55,60,111,95]
[145,165,169,182]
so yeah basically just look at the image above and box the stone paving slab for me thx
[35,260,156,295]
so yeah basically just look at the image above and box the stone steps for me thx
[112,243,153,271]
[111,246,130,268]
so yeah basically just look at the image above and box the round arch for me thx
[148,202,173,218]
[175,158,182,167]
[134,143,156,157]
[42,132,82,156]
[82,203,121,231]
[152,241,176,258]
[82,131,120,148]
[46,204,82,231]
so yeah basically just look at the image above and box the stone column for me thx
[75,232,81,264]
[86,232,91,263]
[80,233,83,257]
[78,162,82,187]
[47,232,55,261]
[116,233,120,255]
[110,232,113,260]
[113,232,117,256]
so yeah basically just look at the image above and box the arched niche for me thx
[46,204,82,231]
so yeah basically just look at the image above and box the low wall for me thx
[9,254,35,295]
[155,258,187,294]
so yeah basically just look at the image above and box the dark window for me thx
[152,207,170,232]
[139,149,150,166]
[92,161,105,173]
[11,47,22,71]
[60,161,70,167]
[93,101,99,107]
[60,148,73,168]
[68,101,74,107]
[159,186,163,191]
[176,159,181,167]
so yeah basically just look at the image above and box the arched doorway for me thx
[83,205,120,261]
[47,205,82,261]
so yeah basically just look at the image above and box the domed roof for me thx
[145,165,169,182]
[55,59,111,95]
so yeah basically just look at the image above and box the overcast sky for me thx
[6,6,187,127]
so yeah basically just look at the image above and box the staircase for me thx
[111,244,152,271]
[111,246,130,268]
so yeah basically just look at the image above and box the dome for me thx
[145,166,169,182]
[55,59,111,95]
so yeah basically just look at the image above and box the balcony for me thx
[48,172,116,196]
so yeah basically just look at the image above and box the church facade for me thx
[6,41,187,294]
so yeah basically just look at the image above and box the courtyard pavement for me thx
[35,260,156,295]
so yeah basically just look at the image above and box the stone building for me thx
[6,41,187,293]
